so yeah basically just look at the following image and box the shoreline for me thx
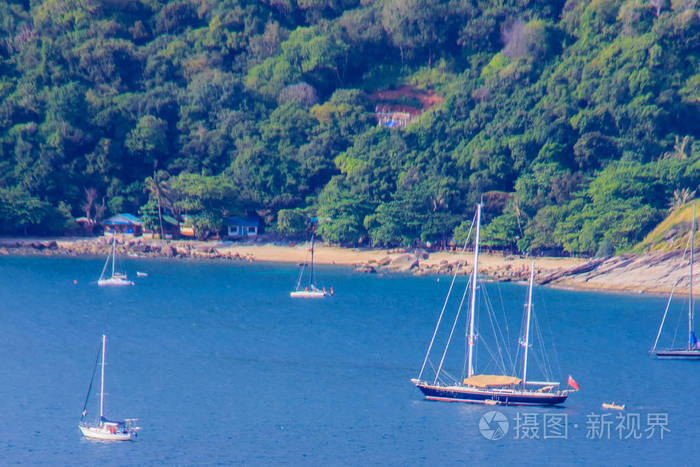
[0,237,694,297]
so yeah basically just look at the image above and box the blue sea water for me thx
[0,255,697,465]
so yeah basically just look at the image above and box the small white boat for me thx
[290,287,332,299]
[136,272,148,277]
[80,419,140,441]
[290,229,332,298]
[80,334,139,441]
[602,402,625,411]
[98,235,134,286]
[98,272,134,287]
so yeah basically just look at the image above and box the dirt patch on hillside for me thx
[369,85,444,113]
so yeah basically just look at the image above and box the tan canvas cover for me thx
[463,374,521,388]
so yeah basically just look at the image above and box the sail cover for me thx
[463,375,522,388]
[100,416,126,426]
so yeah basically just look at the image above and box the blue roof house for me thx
[102,213,143,236]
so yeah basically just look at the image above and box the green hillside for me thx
[635,200,699,253]
[1,0,699,254]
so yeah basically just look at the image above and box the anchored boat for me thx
[79,334,139,441]
[411,202,576,406]
[98,235,134,287]
[651,204,700,359]
[290,229,332,298]
[602,402,625,411]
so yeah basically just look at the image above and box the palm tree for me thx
[81,188,98,225]
[145,170,173,239]
[668,188,696,212]
[663,135,692,160]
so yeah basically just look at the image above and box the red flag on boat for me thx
[567,375,580,391]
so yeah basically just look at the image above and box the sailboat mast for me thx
[310,232,315,287]
[690,205,695,349]
[100,334,106,420]
[111,235,116,278]
[467,203,482,378]
[522,262,534,384]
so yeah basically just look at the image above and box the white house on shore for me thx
[226,216,261,239]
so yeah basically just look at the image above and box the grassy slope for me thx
[634,203,699,253]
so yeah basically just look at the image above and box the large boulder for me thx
[386,254,419,272]
[414,248,430,259]
[161,245,177,258]
[354,264,377,273]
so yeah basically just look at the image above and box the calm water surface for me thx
[0,256,696,465]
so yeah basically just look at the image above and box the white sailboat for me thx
[411,202,574,405]
[98,235,134,286]
[290,230,332,298]
[651,204,700,359]
[80,334,139,441]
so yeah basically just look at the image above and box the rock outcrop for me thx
[384,254,419,272]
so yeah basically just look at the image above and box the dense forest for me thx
[1,0,699,255]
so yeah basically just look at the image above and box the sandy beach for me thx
[218,242,585,273]
[2,235,585,276]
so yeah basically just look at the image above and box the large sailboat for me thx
[80,334,139,441]
[411,203,574,406]
[98,234,134,286]
[651,204,700,359]
[290,230,332,298]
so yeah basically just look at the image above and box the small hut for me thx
[226,216,261,238]
[102,214,143,236]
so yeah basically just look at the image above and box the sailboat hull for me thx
[79,425,136,441]
[651,349,700,359]
[414,382,568,406]
[98,277,134,286]
[290,290,329,298]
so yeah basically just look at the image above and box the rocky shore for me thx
[0,237,257,262]
[0,237,693,296]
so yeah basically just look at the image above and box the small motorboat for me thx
[136,272,148,277]
[602,402,625,411]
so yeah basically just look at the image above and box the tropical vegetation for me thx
[1,0,699,255]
